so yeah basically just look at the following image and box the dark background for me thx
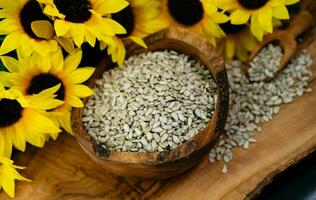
[257,151,316,200]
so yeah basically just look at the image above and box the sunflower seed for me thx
[84,50,217,152]
[209,47,313,173]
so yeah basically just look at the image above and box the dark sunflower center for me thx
[27,73,65,101]
[0,99,23,128]
[111,5,135,38]
[168,0,204,26]
[19,0,52,40]
[54,0,92,23]
[220,22,247,35]
[238,0,269,10]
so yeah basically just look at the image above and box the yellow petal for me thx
[71,25,85,47]
[272,6,290,19]
[69,67,95,84]
[211,12,229,24]
[116,39,126,66]
[95,0,129,15]
[68,95,84,107]
[250,15,264,41]
[58,110,73,134]
[0,32,19,55]
[225,37,235,61]
[0,56,19,72]
[130,36,147,48]
[51,50,64,72]
[43,5,64,18]
[230,10,251,25]
[73,84,94,98]
[13,125,27,152]
[103,18,126,35]
[1,173,15,198]
[54,19,70,36]
[33,41,50,57]
[258,8,273,33]
[284,0,299,5]
[26,85,65,110]
[23,109,61,138]
[64,50,83,74]
[240,33,257,51]
[235,45,249,62]
[0,72,12,86]
[0,19,19,35]
[55,37,75,54]
[31,20,55,40]
[85,31,96,47]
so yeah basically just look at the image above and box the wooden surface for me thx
[2,9,316,200]
[72,27,229,179]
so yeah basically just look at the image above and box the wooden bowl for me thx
[72,27,229,179]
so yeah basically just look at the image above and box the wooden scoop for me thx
[246,10,314,81]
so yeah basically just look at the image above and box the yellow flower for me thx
[102,0,165,65]
[0,156,30,198]
[218,22,257,62]
[213,0,299,40]
[0,83,63,157]
[0,0,73,57]
[158,0,229,45]
[0,50,95,135]
[38,0,129,48]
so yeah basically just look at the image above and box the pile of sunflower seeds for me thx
[248,44,283,81]
[83,51,217,152]
[208,47,313,173]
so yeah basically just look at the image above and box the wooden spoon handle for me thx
[287,10,314,38]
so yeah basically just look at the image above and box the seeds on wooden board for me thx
[83,50,217,152]
[208,48,313,173]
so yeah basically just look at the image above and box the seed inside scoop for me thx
[248,44,283,81]
[83,50,217,152]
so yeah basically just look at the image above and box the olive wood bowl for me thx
[72,27,229,179]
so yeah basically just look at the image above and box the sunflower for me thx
[0,0,72,57]
[99,0,164,65]
[0,50,95,135]
[38,0,129,48]
[0,83,63,157]
[218,21,257,62]
[158,0,229,45]
[0,156,30,198]
[213,0,299,40]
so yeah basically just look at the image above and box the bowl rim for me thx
[72,27,229,166]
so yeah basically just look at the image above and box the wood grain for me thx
[1,2,316,198]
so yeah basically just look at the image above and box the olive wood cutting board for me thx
[1,6,316,200]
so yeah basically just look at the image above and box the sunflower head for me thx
[0,50,95,135]
[214,0,300,40]
[38,0,129,48]
[158,0,229,45]
[0,82,63,157]
[0,0,62,56]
